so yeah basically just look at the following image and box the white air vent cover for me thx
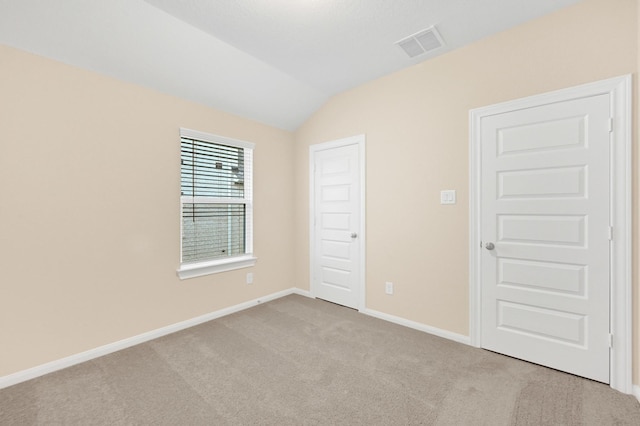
[396,26,444,58]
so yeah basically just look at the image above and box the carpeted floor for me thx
[1,294,639,425]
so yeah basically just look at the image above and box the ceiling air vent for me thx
[396,26,444,58]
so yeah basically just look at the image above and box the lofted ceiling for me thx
[0,0,582,131]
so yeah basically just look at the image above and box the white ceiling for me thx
[0,0,582,131]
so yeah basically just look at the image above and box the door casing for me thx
[309,135,366,311]
[469,75,632,394]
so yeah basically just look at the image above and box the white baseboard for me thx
[0,288,304,390]
[633,385,640,403]
[362,308,471,346]
[291,291,471,347]
[291,288,312,298]
[1,289,481,390]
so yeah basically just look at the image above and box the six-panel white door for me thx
[312,142,361,309]
[480,94,611,383]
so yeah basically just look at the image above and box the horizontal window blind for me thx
[181,139,245,198]
[180,133,253,264]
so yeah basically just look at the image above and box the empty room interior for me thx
[2,0,640,423]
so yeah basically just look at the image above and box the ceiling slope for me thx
[144,0,582,96]
[0,0,327,130]
[1,0,582,131]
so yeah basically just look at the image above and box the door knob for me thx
[351,233,358,238]
[485,242,495,250]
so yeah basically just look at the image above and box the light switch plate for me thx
[440,190,456,204]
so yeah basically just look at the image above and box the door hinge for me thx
[608,226,613,241]
[609,117,614,133]
[609,334,614,348]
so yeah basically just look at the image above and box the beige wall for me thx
[0,44,295,376]
[294,0,639,381]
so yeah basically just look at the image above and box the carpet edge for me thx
[361,308,471,345]
[0,288,303,389]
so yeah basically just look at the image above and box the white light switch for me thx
[440,190,456,205]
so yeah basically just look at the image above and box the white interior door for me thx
[480,94,611,383]
[310,137,363,309]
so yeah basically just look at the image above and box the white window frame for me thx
[177,128,256,279]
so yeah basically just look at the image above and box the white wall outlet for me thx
[440,189,456,205]
[385,281,394,295]
[246,272,254,284]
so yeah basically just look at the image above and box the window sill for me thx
[177,255,257,280]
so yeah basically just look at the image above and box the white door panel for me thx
[498,166,586,198]
[498,258,585,295]
[311,140,362,309]
[481,94,610,383]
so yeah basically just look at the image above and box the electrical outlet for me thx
[246,272,253,284]
[385,281,394,295]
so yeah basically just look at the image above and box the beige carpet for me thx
[1,294,639,425]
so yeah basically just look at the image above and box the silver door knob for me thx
[351,233,358,238]
[485,242,495,250]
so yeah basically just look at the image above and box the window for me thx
[177,128,255,279]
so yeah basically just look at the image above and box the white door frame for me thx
[469,75,632,394]
[309,135,366,311]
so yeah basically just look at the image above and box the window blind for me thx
[180,139,245,198]
[180,135,252,264]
